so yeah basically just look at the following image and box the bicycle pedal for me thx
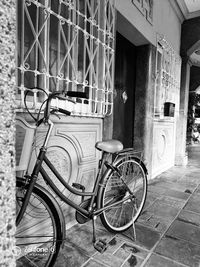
[94,239,108,253]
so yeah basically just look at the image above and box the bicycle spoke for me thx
[16,179,62,267]
[101,158,147,232]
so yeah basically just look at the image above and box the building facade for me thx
[15,0,200,228]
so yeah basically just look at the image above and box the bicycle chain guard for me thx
[75,198,91,224]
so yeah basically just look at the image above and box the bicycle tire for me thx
[99,157,147,232]
[16,178,63,267]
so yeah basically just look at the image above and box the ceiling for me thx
[176,0,200,19]
[175,0,200,67]
[184,0,200,13]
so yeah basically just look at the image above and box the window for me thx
[17,0,116,117]
[154,35,181,118]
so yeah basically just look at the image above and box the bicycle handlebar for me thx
[57,108,71,116]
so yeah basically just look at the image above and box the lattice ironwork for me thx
[154,34,181,117]
[131,0,153,24]
[17,0,116,117]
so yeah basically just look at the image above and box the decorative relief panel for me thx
[72,133,97,159]
[57,122,101,164]
[80,168,97,193]
[152,122,175,178]
[43,147,71,194]
[16,115,102,227]
[132,0,153,24]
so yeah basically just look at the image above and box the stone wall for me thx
[0,0,16,266]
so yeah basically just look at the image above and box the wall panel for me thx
[18,115,103,227]
[152,120,175,177]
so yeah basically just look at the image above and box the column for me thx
[175,57,192,165]
[0,0,16,265]
[134,44,155,178]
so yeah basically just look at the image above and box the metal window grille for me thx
[17,0,116,117]
[154,34,181,117]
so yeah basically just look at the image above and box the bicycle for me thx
[16,88,148,267]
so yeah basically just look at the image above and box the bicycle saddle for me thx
[95,140,123,153]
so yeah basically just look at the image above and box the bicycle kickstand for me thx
[92,216,108,253]
[132,204,137,241]
[132,221,137,241]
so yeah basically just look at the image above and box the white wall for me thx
[115,0,182,52]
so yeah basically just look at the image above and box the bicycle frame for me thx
[16,119,126,225]
[16,91,148,259]
[39,152,107,218]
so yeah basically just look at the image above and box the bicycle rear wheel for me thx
[100,157,147,232]
[16,179,63,267]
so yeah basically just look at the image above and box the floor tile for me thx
[157,195,186,209]
[144,253,188,267]
[93,251,125,267]
[54,243,90,267]
[145,200,180,221]
[114,242,148,260]
[166,220,200,246]
[148,180,196,193]
[138,212,171,233]
[52,144,200,267]
[154,173,180,182]
[122,255,143,267]
[106,236,125,254]
[143,192,160,210]
[84,259,107,267]
[183,194,200,214]
[178,210,200,228]
[181,175,200,185]
[148,185,190,200]
[122,223,161,250]
[155,236,200,267]
[64,224,97,256]
[195,185,200,194]
[64,223,113,257]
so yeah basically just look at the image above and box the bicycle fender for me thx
[113,155,148,174]
[96,156,148,210]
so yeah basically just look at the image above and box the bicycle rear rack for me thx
[114,148,145,166]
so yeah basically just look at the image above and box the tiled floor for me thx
[55,145,200,267]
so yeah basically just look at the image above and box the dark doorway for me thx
[113,32,136,148]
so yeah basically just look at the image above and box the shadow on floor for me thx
[55,145,200,267]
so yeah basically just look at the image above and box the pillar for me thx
[175,57,191,165]
[134,44,155,178]
[0,0,16,265]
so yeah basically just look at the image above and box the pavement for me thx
[54,144,200,267]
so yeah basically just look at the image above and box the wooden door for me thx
[113,32,136,148]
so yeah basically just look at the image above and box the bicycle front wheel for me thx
[16,179,63,267]
[100,157,147,232]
